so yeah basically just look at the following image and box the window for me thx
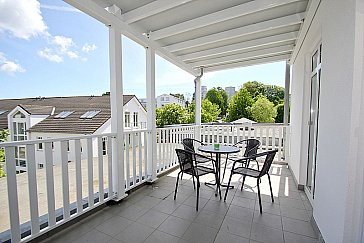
[15,146,26,169]
[161,97,164,101]
[37,137,43,150]
[13,122,27,141]
[13,111,25,118]
[125,112,130,127]
[133,112,138,127]
[55,111,74,118]
[0,110,7,115]
[165,97,169,101]
[102,137,107,155]
[80,110,100,119]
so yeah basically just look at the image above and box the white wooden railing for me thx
[0,123,289,242]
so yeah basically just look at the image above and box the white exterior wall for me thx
[29,115,49,127]
[290,0,363,242]
[156,94,185,108]
[123,97,147,129]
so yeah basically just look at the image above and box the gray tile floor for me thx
[42,164,318,243]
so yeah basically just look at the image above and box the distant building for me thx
[225,86,236,99]
[0,95,147,172]
[201,86,207,99]
[156,94,185,108]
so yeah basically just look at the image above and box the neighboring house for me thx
[0,95,147,172]
[225,86,236,99]
[156,94,185,108]
[201,86,207,99]
[231,117,256,125]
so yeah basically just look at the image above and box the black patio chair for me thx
[182,137,212,164]
[224,149,278,214]
[174,149,221,211]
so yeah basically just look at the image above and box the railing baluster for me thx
[5,146,21,242]
[144,131,148,181]
[97,137,104,203]
[60,140,70,220]
[125,134,130,190]
[158,130,162,172]
[26,144,40,236]
[138,132,143,184]
[278,127,283,162]
[107,136,113,197]
[44,142,56,227]
[86,138,94,208]
[74,139,83,213]
[132,133,137,186]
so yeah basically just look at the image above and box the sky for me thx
[0,0,286,101]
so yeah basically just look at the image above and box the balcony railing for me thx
[0,123,289,242]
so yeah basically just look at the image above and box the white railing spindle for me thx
[86,138,94,208]
[60,141,70,220]
[44,142,56,227]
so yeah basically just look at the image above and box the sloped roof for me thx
[65,0,311,74]
[0,95,135,134]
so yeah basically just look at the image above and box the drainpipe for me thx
[194,68,204,140]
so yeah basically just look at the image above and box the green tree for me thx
[0,129,9,178]
[187,100,221,123]
[275,103,284,123]
[251,95,277,123]
[156,104,188,127]
[264,85,284,105]
[226,88,254,122]
[243,81,265,99]
[170,93,185,101]
[205,87,228,116]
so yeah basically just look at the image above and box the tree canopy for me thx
[226,88,254,122]
[275,103,284,123]
[156,104,188,127]
[205,87,228,116]
[250,95,277,123]
[170,93,185,101]
[187,99,221,123]
[243,81,284,105]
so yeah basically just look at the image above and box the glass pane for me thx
[19,147,26,159]
[18,123,24,134]
[13,122,17,135]
[312,50,318,71]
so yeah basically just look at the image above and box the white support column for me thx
[109,26,126,200]
[194,69,203,140]
[146,46,157,181]
[284,60,291,125]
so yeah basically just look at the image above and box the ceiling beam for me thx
[150,0,303,40]
[290,0,321,64]
[190,45,293,68]
[165,13,305,52]
[203,54,291,73]
[180,31,298,61]
[64,0,198,76]
[122,0,194,24]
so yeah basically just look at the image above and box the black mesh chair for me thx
[175,149,221,211]
[182,138,212,164]
[224,149,278,214]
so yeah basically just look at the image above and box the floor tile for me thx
[280,206,310,222]
[158,215,192,237]
[182,222,219,243]
[114,221,154,243]
[134,196,162,209]
[231,196,256,209]
[96,215,133,236]
[144,230,180,243]
[253,212,282,230]
[203,200,230,215]
[76,229,113,243]
[182,195,208,209]
[282,217,317,238]
[137,209,169,228]
[279,198,305,210]
[153,199,181,214]
[172,204,199,221]
[220,216,252,239]
[148,188,173,199]
[214,230,250,243]
[117,204,149,221]
[193,208,225,229]
[250,223,284,243]
[254,201,281,215]
[284,231,319,243]
[226,205,254,221]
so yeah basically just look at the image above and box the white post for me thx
[195,74,202,140]
[109,26,126,200]
[284,60,291,125]
[146,46,157,181]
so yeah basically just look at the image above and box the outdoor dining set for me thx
[174,138,278,214]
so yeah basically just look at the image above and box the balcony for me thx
[0,124,299,242]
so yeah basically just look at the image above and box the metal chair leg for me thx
[267,174,274,202]
[196,179,200,211]
[174,171,181,200]
[192,175,196,190]
[221,156,229,183]
[257,178,262,214]
[241,175,246,191]
[224,170,234,201]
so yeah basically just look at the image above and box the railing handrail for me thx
[0,133,117,147]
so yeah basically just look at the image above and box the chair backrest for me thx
[243,139,261,157]
[259,149,278,177]
[175,149,194,172]
[182,138,203,152]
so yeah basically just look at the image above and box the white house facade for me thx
[156,94,185,108]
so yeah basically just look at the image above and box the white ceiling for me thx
[65,0,311,76]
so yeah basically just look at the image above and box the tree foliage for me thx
[205,87,228,116]
[243,81,284,105]
[187,100,221,123]
[275,103,284,123]
[226,88,254,122]
[156,104,188,127]
[250,95,277,123]
[243,81,265,99]
[170,93,185,101]
[0,129,9,178]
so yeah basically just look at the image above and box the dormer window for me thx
[80,110,100,119]
[13,111,25,118]
[55,111,74,118]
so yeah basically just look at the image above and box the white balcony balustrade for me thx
[0,124,289,242]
